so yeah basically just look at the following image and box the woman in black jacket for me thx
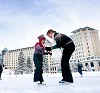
[46,29,75,83]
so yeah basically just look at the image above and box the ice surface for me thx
[0,71,100,93]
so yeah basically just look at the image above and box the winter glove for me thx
[45,47,52,52]
[48,52,52,55]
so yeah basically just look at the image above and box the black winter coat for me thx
[52,32,73,49]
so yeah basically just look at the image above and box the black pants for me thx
[33,54,44,82]
[78,68,82,75]
[61,42,75,83]
[0,73,1,78]
[0,65,3,79]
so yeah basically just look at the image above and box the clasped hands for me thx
[45,47,52,55]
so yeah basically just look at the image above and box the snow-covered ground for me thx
[0,70,100,93]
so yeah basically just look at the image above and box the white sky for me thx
[0,0,100,50]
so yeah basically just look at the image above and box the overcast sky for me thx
[0,0,100,50]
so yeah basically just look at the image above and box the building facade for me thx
[2,27,100,73]
[70,27,100,71]
[3,47,34,70]
[3,40,61,73]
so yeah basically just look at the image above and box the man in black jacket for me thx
[46,29,75,83]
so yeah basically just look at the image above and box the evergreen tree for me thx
[25,56,33,74]
[15,50,26,75]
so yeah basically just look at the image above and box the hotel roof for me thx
[71,27,97,33]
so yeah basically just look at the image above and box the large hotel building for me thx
[70,27,100,71]
[1,27,100,73]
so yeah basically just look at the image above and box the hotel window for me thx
[85,63,88,66]
[91,57,94,59]
[87,46,89,49]
[87,58,90,60]
[88,50,90,53]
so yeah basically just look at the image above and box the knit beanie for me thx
[38,35,46,42]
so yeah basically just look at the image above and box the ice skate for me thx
[59,80,66,84]
[35,81,46,85]
[38,82,46,85]
[59,80,67,85]
[59,80,72,85]
[35,81,40,85]
[80,75,83,77]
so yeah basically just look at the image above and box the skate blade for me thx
[37,83,46,85]
[59,82,72,85]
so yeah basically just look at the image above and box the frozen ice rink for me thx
[0,71,100,93]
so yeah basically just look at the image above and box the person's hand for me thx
[45,47,52,52]
[3,64,5,67]
[48,52,52,55]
